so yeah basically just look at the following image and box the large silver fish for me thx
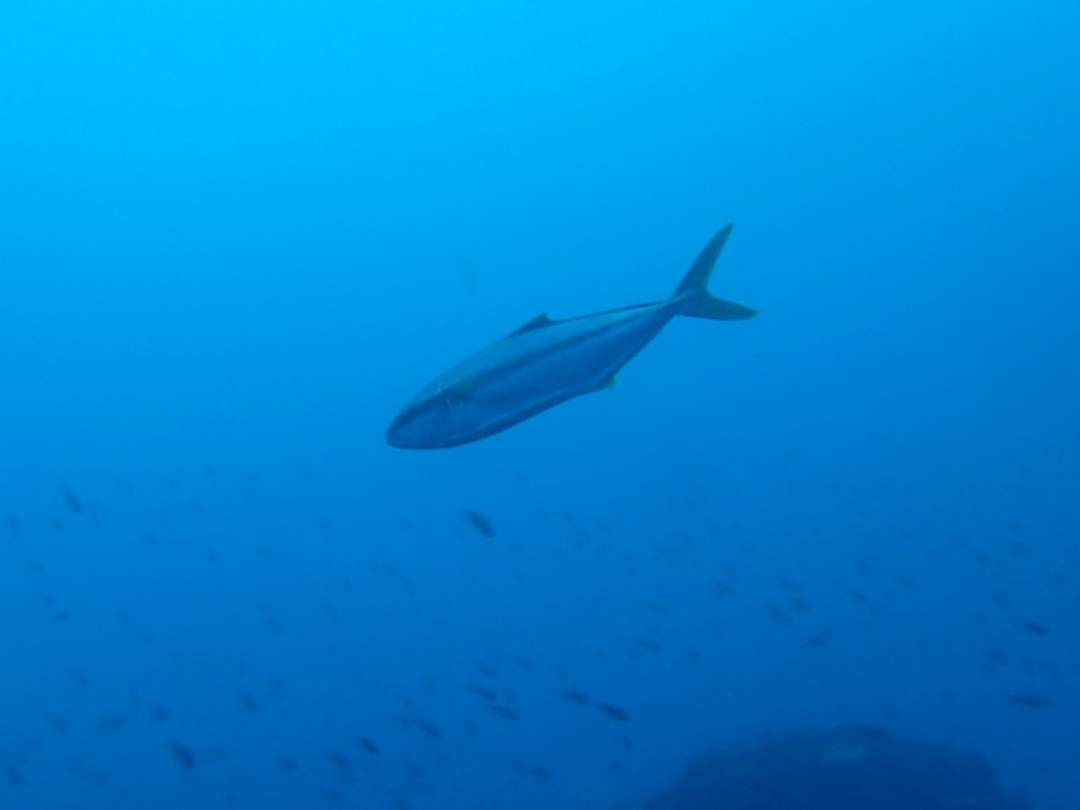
[386,225,755,449]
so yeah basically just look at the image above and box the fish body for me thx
[1004,693,1051,709]
[387,225,754,449]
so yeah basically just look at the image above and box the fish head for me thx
[386,377,480,449]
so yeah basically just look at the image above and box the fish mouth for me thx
[385,414,410,448]
[386,428,445,451]
[385,414,463,450]
[386,407,433,449]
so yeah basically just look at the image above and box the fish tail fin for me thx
[673,224,756,320]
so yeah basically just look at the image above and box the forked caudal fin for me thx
[672,224,756,320]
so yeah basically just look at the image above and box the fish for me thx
[406,716,442,739]
[260,608,286,637]
[709,579,737,599]
[95,712,131,735]
[324,751,351,773]
[59,486,82,515]
[490,704,520,722]
[46,713,70,733]
[463,510,496,538]
[557,686,591,708]
[765,602,792,625]
[596,702,630,722]
[356,737,379,755]
[318,787,345,806]
[1019,621,1050,637]
[846,588,869,606]
[467,683,499,703]
[509,759,552,780]
[167,741,196,769]
[629,638,663,656]
[802,628,834,649]
[558,687,591,705]
[1004,693,1051,709]
[386,225,754,448]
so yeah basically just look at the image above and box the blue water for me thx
[2,1,1078,808]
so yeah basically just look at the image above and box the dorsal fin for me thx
[507,313,552,337]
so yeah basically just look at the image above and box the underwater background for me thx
[1,1,1078,808]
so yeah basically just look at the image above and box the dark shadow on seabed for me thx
[623,725,1029,810]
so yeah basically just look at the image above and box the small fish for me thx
[558,688,591,705]
[845,588,869,605]
[785,593,814,615]
[4,515,20,541]
[463,510,496,539]
[1009,541,1032,560]
[168,741,196,769]
[802,629,833,649]
[709,579,737,599]
[324,751,351,772]
[408,717,442,739]
[318,786,345,807]
[260,610,286,637]
[356,737,379,755]
[467,683,498,703]
[277,756,299,773]
[765,602,792,625]
[981,648,1009,674]
[489,705,519,722]
[238,692,260,713]
[629,638,662,656]
[59,486,82,515]
[1004,693,1051,709]
[510,759,552,780]
[778,578,802,594]
[95,713,131,735]
[596,702,630,722]
[1019,621,1050,637]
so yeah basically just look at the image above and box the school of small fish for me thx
[0,468,1074,810]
